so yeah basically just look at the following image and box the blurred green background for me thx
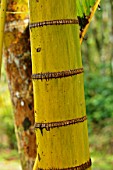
[0,1,113,169]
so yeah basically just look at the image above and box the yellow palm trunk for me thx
[29,0,91,169]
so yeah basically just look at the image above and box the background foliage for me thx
[82,0,113,169]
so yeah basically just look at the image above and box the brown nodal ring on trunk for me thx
[36,158,91,170]
[34,115,87,130]
[29,19,79,28]
[32,68,84,80]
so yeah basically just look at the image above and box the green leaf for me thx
[77,0,96,17]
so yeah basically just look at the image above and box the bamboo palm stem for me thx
[29,0,91,169]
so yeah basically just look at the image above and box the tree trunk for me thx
[29,0,91,170]
[3,1,36,170]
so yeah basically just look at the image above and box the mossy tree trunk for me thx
[29,0,91,170]
[3,1,36,169]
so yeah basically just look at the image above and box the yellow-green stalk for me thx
[80,0,101,44]
[29,0,91,169]
[0,0,7,75]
